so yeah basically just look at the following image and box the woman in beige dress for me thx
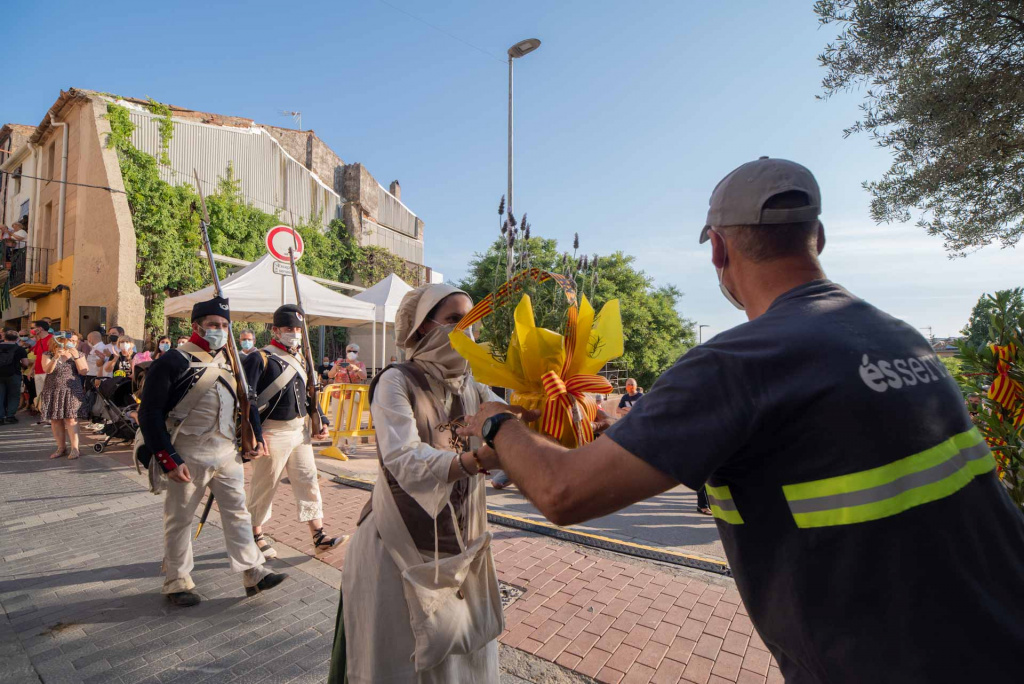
[331,283,504,684]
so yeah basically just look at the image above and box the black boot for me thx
[166,591,201,607]
[245,571,288,597]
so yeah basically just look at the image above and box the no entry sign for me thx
[265,225,304,262]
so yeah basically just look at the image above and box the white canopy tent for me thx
[352,273,413,367]
[163,254,385,368]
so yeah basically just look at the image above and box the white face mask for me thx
[346,351,358,360]
[278,331,301,349]
[712,236,744,311]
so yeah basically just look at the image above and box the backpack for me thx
[0,343,19,375]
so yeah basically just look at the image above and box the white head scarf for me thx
[394,284,472,392]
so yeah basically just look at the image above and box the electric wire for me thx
[373,0,508,65]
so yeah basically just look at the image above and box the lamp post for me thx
[506,38,541,278]
[698,324,709,344]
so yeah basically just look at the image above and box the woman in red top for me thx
[328,343,367,384]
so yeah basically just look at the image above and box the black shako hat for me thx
[273,304,304,328]
[191,296,231,322]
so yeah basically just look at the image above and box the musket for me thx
[288,240,324,437]
[192,169,260,537]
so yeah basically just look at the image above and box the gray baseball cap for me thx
[699,157,821,243]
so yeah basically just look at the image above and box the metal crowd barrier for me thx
[318,383,374,460]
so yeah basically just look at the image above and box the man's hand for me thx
[248,440,269,459]
[167,463,192,483]
[475,444,500,471]
[458,402,542,439]
[313,426,330,441]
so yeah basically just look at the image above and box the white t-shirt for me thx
[87,342,111,377]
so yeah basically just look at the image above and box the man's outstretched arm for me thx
[462,404,677,526]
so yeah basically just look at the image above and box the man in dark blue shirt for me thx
[460,158,1024,683]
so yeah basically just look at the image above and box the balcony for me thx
[9,246,53,299]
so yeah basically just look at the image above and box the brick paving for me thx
[220,459,783,684]
[3,421,780,684]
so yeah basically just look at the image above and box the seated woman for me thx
[331,284,503,684]
[103,335,136,379]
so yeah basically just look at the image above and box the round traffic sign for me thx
[265,225,304,262]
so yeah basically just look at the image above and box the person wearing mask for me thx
[459,157,1024,683]
[104,335,136,379]
[239,329,257,355]
[617,378,643,414]
[86,331,111,381]
[176,336,189,348]
[331,284,504,684]
[153,336,173,360]
[40,332,88,459]
[318,356,333,382]
[243,305,342,559]
[328,343,367,384]
[30,321,54,409]
[137,296,287,607]
[107,325,125,347]
[0,329,30,423]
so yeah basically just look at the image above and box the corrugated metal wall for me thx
[376,183,418,238]
[362,219,423,263]
[127,108,343,228]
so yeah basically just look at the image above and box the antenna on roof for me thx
[280,110,302,130]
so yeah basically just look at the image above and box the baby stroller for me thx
[92,376,139,453]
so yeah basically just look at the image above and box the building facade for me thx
[0,88,429,338]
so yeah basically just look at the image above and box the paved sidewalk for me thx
[2,422,781,684]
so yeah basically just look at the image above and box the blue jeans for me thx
[491,470,510,487]
[1,374,20,418]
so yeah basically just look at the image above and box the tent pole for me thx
[372,313,377,379]
[319,325,325,364]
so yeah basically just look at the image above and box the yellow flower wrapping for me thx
[449,269,624,448]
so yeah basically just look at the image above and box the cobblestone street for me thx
[0,422,781,684]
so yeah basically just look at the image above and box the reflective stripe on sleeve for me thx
[705,484,744,525]
[783,428,995,528]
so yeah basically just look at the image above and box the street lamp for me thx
[506,38,541,229]
[698,324,709,344]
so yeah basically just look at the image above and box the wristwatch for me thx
[482,412,517,449]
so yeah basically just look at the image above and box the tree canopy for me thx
[961,287,1024,349]
[815,1,1024,254]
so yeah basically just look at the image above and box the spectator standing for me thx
[40,332,88,459]
[30,321,54,409]
[317,355,333,382]
[0,330,30,423]
[153,336,172,360]
[104,335,136,379]
[239,329,257,355]
[327,343,367,384]
[176,336,189,348]
[617,378,643,414]
[21,336,37,414]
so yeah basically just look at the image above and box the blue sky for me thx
[5,0,1020,338]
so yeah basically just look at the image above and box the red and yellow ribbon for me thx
[450,269,623,448]
[988,343,1024,429]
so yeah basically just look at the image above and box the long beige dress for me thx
[342,367,502,684]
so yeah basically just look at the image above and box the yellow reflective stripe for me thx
[705,484,744,525]
[783,428,996,528]
[784,428,983,501]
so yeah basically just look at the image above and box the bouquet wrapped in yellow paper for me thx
[449,268,623,448]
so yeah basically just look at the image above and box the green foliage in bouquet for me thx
[957,289,1024,508]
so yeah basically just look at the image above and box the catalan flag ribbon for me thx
[450,269,623,447]
[988,344,1024,429]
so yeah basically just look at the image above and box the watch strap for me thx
[484,412,517,449]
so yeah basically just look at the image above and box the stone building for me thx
[0,88,429,337]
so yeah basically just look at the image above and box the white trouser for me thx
[162,442,267,594]
[34,374,46,408]
[247,418,324,527]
